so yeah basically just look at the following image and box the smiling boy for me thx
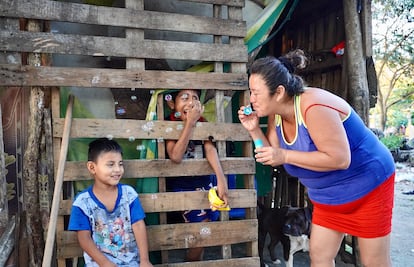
[68,138,153,267]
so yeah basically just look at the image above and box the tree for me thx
[371,0,414,131]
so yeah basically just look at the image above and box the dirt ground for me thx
[390,162,414,267]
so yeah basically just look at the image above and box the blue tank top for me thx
[275,95,395,205]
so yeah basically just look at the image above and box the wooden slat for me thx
[0,0,245,37]
[153,257,260,267]
[177,0,244,7]
[53,119,251,141]
[63,157,255,181]
[59,189,257,215]
[57,219,258,257]
[142,188,256,211]
[0,18,20,64]
[0,31,248,62]
[147,220,257,250]
[0,64,247,90]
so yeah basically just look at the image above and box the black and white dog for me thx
[258,205,312,267]
[283,207,312,267]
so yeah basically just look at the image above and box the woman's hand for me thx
[254,146,287,167]
[238,106,260,132]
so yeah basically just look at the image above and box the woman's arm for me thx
[289,104,350,171]
[256,105,350,171]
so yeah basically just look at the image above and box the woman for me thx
[238,49,395,267]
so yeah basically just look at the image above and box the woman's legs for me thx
[309,223,344,267]
[358,234,391,267]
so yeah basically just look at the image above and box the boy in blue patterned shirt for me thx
[68,138,153,267]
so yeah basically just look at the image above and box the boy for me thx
[68,138,153,267]
[165,89,229,261]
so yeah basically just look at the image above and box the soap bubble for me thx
[136,145,145,151]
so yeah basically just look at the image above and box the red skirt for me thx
[311,173,395,238]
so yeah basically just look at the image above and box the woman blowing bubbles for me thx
[239,49,395,267]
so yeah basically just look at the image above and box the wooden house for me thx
[0,0,374,266]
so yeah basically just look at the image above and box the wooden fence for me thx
[0,0,258,266]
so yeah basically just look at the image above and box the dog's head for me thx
[282,207,312,237]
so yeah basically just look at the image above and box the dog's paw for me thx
[272,259,282,265]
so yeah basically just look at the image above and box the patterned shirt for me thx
[68,184,145,266]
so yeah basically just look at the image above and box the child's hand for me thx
[216,182,229,207]
[186,100,204,126]
[99,261,117,267]
[139,259,153,267]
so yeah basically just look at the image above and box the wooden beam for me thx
[52,118,251,141]
[63,157,256,181]
[0,31,248,63]
[59,189,257,215]
[0,64,247,90]
[0,0,245,37]
[57,219,258,257]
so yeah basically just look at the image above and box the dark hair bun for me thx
[280,49,308,73]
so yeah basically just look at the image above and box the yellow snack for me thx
[208,187,230,211]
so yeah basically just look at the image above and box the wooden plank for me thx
[178,0,244,7]
[0,104,7,227]
[147,220,258,250]
[59,189,256,215]
[57,219,258,257]
[52,119,251,141]
[0,18,20,64]
[0,31,248,62]
[42,95,74,267]
[301,56,342,74]
[63,157,255,181]
[0,65,248,90]
[153,257,260,267]
[0,0,245,37]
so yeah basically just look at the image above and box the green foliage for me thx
[370,0,414,130]
[380,135,405,150]
[387,107,408,128]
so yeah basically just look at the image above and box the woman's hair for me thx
[249,49,308,97]
[88,138,123,162]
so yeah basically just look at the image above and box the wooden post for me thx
[0,105,8,228]
[0,215,16,266]
[42,95,74,267]
[23,87,45,267]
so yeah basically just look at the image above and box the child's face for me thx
[88,151,124,186]
[174,90,200,121]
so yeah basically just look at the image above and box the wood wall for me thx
[0,0,258,266]
[269,1,348,99]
